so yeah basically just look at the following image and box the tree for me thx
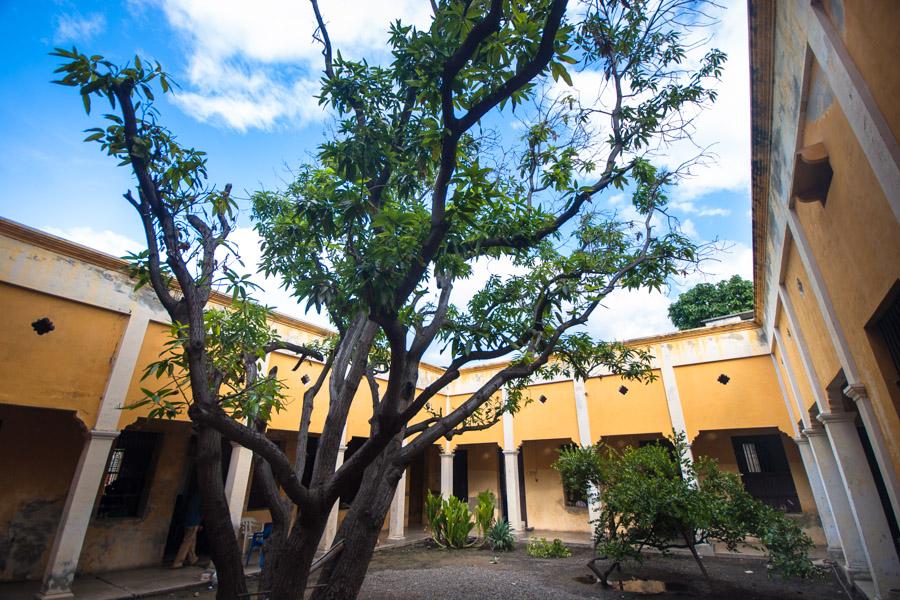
[54,0,727,598]
[554,434,819,586]
[668,274,754,330]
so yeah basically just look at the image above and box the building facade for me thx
[749,1,900,598]
[0,2,898,599]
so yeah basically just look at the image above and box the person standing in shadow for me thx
[172,491,202,568]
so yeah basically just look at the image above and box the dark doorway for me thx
[497,448,508,521]
[164,435,232,560]
[407,450,426,526]
[731,434,801,512]
[517,449,528,527]
[453,449,468,502]
[857,423,900,558]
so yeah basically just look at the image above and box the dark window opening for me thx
[730,434,801,513]
[97,430,159,518]
[340,437,367,508]
[874,290,900,389]
[559,444,588,508]
[246,439,285,510]
[452,449,469,503]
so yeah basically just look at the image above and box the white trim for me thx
[777,285,829,411]
[805,2,900,223]
[772,327,813,429]
[770,353,800,437]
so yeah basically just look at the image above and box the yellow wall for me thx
[586,370,671,441]
[464,443,501,520]
[676,356,793,441]
[80,421,191,573]
[520,439,588,532]
[0,405,83,581]
[513,381,579,447]
[0,282,128,429]
[795,61,900,465]
[692,429,825,545]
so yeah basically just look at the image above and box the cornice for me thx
[748,0,776,325]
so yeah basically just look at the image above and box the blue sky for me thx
[0,0,755,353]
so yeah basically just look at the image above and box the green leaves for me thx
[554,432,818,581]
[668,275,754,330]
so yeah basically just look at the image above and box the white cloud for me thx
[43,226,142,257]
[584,239,753,342]
[154,0,432,130]
[656,2,751,199]
[669,200,732,217]
[53,13,106,44]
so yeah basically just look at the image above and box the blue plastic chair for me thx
[245,522,273,567]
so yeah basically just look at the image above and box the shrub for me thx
[553,432,820,585]
[487,520,515,552]
[527,537,571,558]
[424,490,476,548]
[474,490,497,538]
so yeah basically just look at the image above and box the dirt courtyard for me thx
[152,541,854,599]
[358,543,852,599]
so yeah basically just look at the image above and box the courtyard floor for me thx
[146,541,853,600]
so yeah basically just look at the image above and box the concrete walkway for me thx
[0,534,429,600]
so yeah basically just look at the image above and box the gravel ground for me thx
[150,541,856,599]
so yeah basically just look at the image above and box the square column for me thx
[818,412,900,597]
[440,451,454,499]
[572,378,601,526]
[387,468,407,540]
[804,426,870,578]
[793,435,842,558]
[319,445,346,551]
[37,430,118,600]
[224,442,254,535]
[502,450,524,532]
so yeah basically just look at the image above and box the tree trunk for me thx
[265,506,332,600]
[195,426,248,600]
[309,449,403,600]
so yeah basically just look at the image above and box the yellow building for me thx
[1,2,899,599]
[0,219,819,598]
[749,1,900,598]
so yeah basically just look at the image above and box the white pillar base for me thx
[818,412,900,597]
[440,452,454,500]
[793,435,842,555]
[804,427,870,576]
[502,450,524,532]
[388,469,407,540]
[224,443,254,535]
[37,430,118,600]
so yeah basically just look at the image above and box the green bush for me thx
[487,520,515,552]
[474,490,496,538]
[553,432,820,585]
[424,490,476,548]
[527,537,571,558]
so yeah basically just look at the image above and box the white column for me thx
[793,435,842,558]
[224,442,254,534]
[440,451,454,500]
[501,409,524,531]
[785,214,900,519]
[36,431,118,599]
[388,467,407,540]
[573,378,601,525]
[659,346,695,479]
[772,327,813,429]
[38,307,150,599]
[804,426,869,578]
[319,445,346,551]
[818,412,900,597]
